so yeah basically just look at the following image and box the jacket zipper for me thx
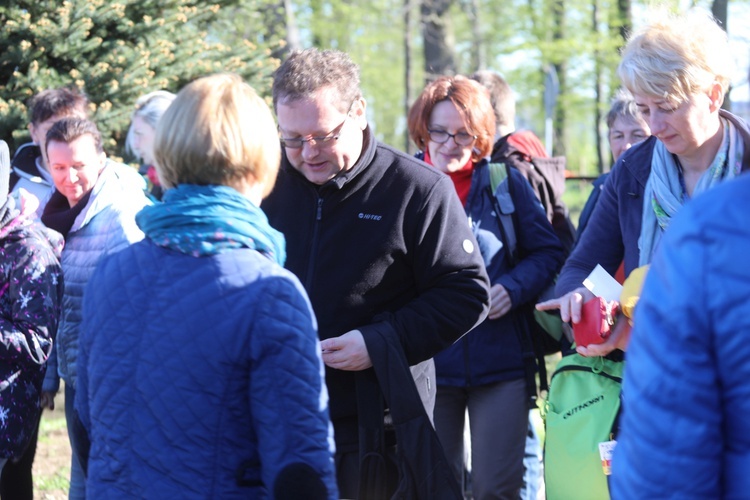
[304,196,324,289]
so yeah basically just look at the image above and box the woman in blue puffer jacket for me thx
[74,73,337,499]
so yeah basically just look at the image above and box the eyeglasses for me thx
[427,129,477,146]
[280,103,354,149]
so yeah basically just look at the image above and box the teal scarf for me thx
[136,184,286,265]
[639,117,743,266]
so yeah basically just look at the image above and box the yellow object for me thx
[620,265,649,319]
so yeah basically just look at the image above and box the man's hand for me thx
[40,391,56,410]
[488,284,512,320]
[320,330,373,371]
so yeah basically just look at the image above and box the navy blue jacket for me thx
[557,109,750,295]
[75,241,337,498]
[435,160,564,386]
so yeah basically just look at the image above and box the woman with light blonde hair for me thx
[538,9,749,355]
[74,73,338,498]
[126,90,176,199]
[536,10,750,498]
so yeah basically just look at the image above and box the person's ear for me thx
[352,98,367,130]
[708,81,725,112]
[28,123,39,144]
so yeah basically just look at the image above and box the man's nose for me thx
[301,141,320,160]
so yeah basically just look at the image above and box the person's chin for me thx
[301,165,334,185]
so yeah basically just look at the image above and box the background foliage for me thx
[0,0,746,173]
[0,1,281,157]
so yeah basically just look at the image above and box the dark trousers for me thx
[0,416,39,500]
[434,379,527,500]
[335,436,398,499]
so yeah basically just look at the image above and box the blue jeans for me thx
[520,412,543,500]
[64,384,86,500]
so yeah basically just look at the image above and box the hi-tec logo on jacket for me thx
[358,213,382,221]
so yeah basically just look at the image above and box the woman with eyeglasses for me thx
[407,75,564,499]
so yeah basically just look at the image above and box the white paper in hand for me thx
[582,264,623,302]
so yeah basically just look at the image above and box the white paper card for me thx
[582,264,623,302]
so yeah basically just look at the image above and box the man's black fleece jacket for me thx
[262,126,490,425]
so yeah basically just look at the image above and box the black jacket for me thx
[263,126,490,424]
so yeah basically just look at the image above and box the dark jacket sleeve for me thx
[363,175,490,365]
[496,168,564,308]
[576,173,608,241]
[556,164,626,296]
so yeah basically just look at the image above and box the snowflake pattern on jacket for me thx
[0,209,63,459]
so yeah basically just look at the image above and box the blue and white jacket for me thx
[47,163,149,390]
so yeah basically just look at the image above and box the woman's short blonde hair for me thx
[154,73,280,196]
[618,9,733,105]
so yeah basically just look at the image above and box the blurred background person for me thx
[408,75,563,500]
[40,117,150,500]
[576,89,651,243]
[538,9,749,358]
[471,70,576,256]
[0,139,63,483]
[9,87,89,211]
[125,90,176,201]
[75,73,337,498]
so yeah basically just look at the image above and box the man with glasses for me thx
[262,48,490,498]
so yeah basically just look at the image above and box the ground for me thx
[32,388,70,499]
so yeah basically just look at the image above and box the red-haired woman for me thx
[407,75,564,499]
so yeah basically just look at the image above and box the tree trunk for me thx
[593,0,605,173]
[552,0,566,157]
[712,0,731,110]
[405,0,415,152]
[420,0,456,82]
[460,0,483,71]
[261,0,301,58]
[616,0,632,46]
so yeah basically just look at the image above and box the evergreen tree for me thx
[0,1,281,157]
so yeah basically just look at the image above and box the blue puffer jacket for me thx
[612,172,750,498]
[48,163,149,390]
[75,186,337,498]
[435,160,564,386]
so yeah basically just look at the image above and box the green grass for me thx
[37,414,67,440]
[34,468,70,493]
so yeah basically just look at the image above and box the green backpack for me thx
[542,353,623,500]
